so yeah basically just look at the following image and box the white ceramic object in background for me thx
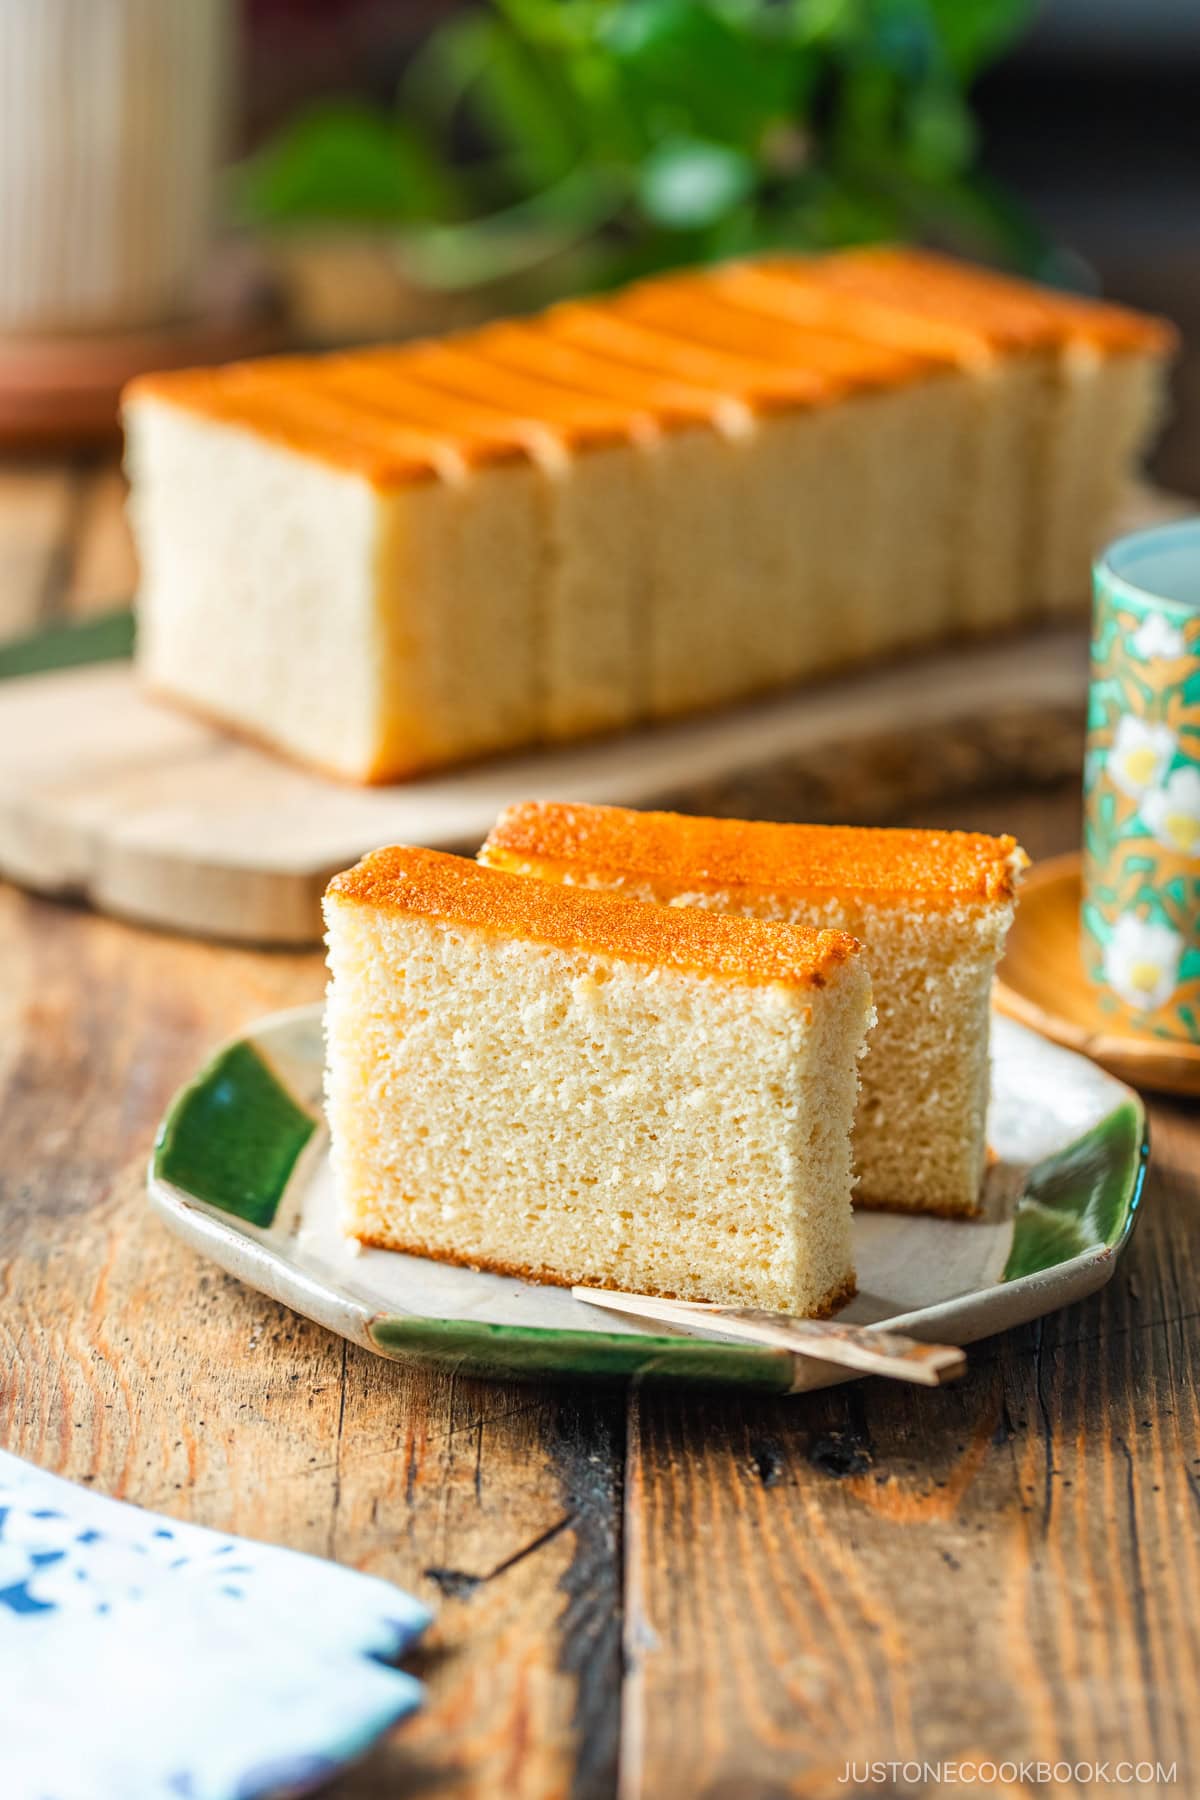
[0,0,234,334]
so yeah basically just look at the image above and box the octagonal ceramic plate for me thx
[148,1005,1148,1393]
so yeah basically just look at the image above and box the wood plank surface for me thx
[0,456,136,643]
[63,460,137,618]
[0,885,624,1800]
[622,1132,1199,1799]
[0,462,79,635]
[0,476,1186,949]
[2,459,1199,1800]
[622,792,1200,1800]
[0,634,1094,946]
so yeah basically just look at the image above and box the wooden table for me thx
[2,462,1198,1800]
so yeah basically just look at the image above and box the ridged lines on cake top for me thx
[481,801,1028,911]
[785,248,1178,357]
[612,278,931,390]
[126,247,1176,488]
[325,843,863,989]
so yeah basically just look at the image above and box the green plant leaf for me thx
[925,0,1037,81]
[396,162,625,289]
[447,12,585,187]
[233,101,453,224]
[601,0,796,147]
[905,82,976,178]
[232,0,1046,291]
[637,136,755,229]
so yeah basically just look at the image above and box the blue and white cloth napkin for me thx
[0,1450,431,1800]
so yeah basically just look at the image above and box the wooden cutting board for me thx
[0,627,1088,944]
[0,487,1190,946]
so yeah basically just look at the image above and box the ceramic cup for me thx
[1083,519,1200,1042]
[0,0,234,334]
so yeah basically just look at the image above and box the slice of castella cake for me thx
[323,845,872,1316]
[481,804,1028,1219]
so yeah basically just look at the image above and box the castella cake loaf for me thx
[323,845,872,1316]
[124,250,1173,782]
[544,283,966,694]
[775,247,1176,616]
[482,803,1028,1218]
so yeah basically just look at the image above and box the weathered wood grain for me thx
[621,789,1200,1800]
[0,466,1179,948]
[0,461,78,638]
[622,1103,1200,1800]
[0,633,1096,947]
[63,459,136,617]
[4,447,1200,1800]
[0,888,623,1800]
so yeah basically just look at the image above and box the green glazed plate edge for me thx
[149,1005,1149,1391]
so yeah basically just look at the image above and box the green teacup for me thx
[1083,519,1200,1042]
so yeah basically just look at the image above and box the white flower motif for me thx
[1130,612,1187,661]
[1108,716,1177,802]
[1102,914,1184,1012]
[1140,765,1200,857]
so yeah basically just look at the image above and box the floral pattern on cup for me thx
[1083,525,1200,1044]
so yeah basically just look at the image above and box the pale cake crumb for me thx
[322,845,873,1317]
[122,250,1174,784]
[481,802,1028,1219]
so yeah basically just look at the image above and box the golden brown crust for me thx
[802,247,1178,357]
[469,321,733,430]
[396,340,643,452]
[125,248,1174,486]
[314,351,577,463]
[326,843,862,987]
[481,801,1028,912]
[854,1190,982,1219]
[615,277,933,393]
[807,1269,858,1318]
[709,261,1017,369]
[124,368,443,488]
[544,301,837,413]
[351,1228,857,1318]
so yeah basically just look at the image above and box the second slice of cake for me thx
[481,803,1027,1218]
[323,845,872,1316]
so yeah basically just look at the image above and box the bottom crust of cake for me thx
[352,1230,858,1320]
[854,1190,983,1220]
[143,679,432,786]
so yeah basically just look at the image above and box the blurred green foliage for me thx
[236,0,1047,302]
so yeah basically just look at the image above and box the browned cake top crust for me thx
[481,802,1027,912]
[126,247,1175,488]
[612,277,932,391]
[790,247,1179,357]
[326,844,862,989]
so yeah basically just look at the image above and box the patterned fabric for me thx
[0,1451,430,1800]
[1084,547,1200,1043]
